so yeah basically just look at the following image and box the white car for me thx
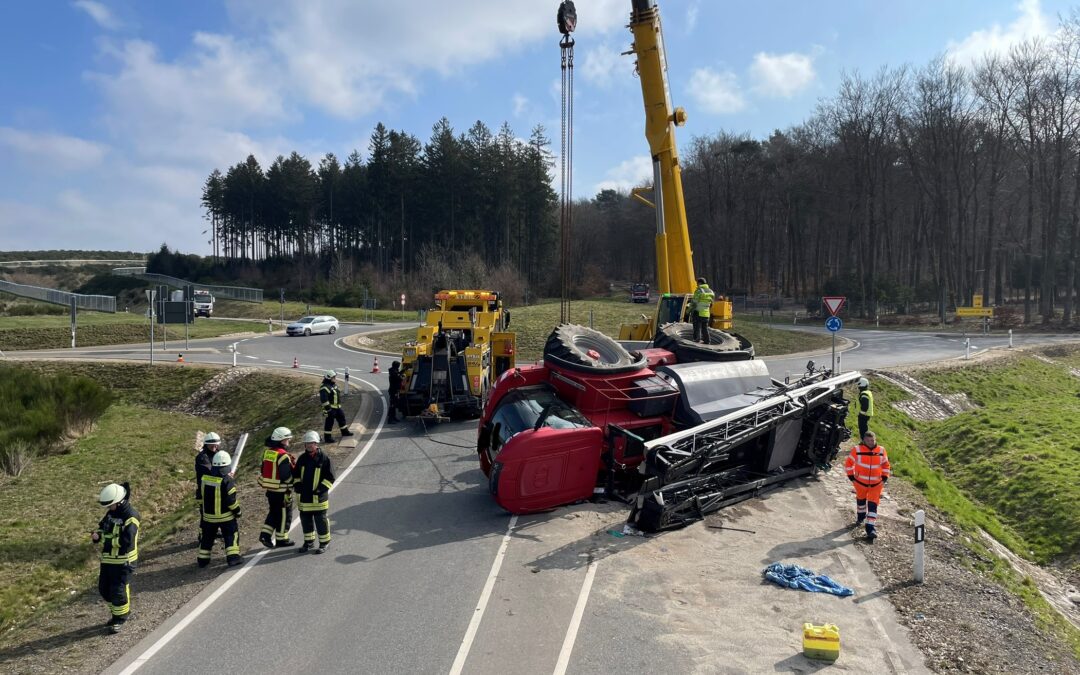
[286,315,339,336]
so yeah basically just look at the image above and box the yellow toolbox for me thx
[802,623,840,661]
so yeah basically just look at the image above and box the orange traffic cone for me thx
[292,357,299,368]
[177,354,185,363]
[371,356,380,373]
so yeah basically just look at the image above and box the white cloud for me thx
[582,43,630,88]
[687,67,746,114]
[73,0,121,30]
[594,155,653,194]
[512,93,529,117]
[0,127,109,171]
[947,0,1053,66]
[687,1,700,33]
[749,50,818,99]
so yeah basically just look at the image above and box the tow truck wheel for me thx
[543,324,647,374]
[653,322,754,362]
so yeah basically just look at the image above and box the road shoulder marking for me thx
[552,557,598,675]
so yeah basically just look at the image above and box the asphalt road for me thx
[9,323,1076,674]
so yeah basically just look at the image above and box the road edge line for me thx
[114,380,387,674]
[552,556,598,675]
[448,514,518,675]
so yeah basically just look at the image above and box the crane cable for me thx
[558,3,576,325]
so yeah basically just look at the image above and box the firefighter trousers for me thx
[324,408,348,432]
[299,509,331,546]
[98,564,132,621]
[261,491,292,543]
[198,519,240,566]
[854,481,884,526]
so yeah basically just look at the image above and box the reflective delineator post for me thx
[965,338,971,360]
[836,351,842,374]
[914,509,925,583]
[231,343,237,368]
[1008,329,1013,349]
[343,366,350,394]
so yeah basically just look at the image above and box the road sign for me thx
[956,307,993,317]
[822,296,846,316]
[400,293,406,305]
[825,316,842,332]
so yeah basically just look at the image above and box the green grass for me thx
[0,364,319,632]
[362,299,831,360]
[858,359,1080,657]
[0,313,268,351]
[215,298,411,323]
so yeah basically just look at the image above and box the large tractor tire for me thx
[544,324,647,374]
[652,322,754,362]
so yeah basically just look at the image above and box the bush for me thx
[2,302,66,317]
[0,367,113,453]
[0,440,34,477]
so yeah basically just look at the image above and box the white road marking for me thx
[266,360,282,364]
[243,355,258,360]
[448,514,519,675]
[552,557,598,675]
[117,379,387,674]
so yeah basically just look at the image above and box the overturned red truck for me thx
[476,325,855,531]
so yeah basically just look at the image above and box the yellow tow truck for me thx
[399,290,516,419]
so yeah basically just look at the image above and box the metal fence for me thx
[0,279,116,312]
[112,268,264,303]
[0,259,145,268]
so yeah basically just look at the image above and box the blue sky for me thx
[0,0,1072,253]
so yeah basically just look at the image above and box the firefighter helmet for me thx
[325,370,337,378]
[212,450,231,467]
[302,430,321,444]
[271,426,293,441]
[858,377,870,389]
[204,431,222,445]
[98,483,127,507]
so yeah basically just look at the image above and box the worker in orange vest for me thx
[843,430,891,542]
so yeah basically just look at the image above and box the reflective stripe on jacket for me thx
[201,472,240,523]
[98,503,140,566]
[320,381,341,410]
[692,285,715,318]
[844,443,891,486]
[259,446,294,492]
[293,448,335,512]
[859,390,875,417]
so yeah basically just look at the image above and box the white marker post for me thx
[914,509,925,583]
[965,338,971,360]
[231,342,237,368]
[836,351,842,374]
[1008,329,1013,349]
[343,366,350,394]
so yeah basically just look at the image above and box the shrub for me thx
[0,367,113,453]
[0,440,34,477]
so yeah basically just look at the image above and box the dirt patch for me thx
[873,370,976,421]
[173,367,257,416]
[850,476,1079,673]
[0,386,367,674]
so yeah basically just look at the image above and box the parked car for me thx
[286,315,339,336]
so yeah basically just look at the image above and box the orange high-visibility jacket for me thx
[844,443,891,486]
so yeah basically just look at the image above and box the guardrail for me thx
[0,279,116,312]
[0,259,145,268]
[112,268,263,303]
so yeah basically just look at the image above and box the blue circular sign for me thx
[825,316,842,332]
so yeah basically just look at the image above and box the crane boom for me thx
[629,0,695,295]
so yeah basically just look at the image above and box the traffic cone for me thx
[371,356,380,373]
[292,357,299,369]
[177,354,185,363]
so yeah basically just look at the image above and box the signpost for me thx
[279,288,285,327]
[145,289,156,365]
[69,297,77,349]
[823,297,846,373]
[400,293,406,319]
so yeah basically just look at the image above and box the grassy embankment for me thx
[0,313,268,351]
[215,298,410,323]
[362,299,832,360]
[862,348,1080,656]
[0,362,319,633]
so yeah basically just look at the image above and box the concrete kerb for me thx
[338,329,408,357]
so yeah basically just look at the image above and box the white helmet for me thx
[325,370,337,378]
[271,426,293,441]
[212,450,232,467]
[858,377,870,389]
[204,432,222,445]
[302,430,321,444]
[99,483,127,507]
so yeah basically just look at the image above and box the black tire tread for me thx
[652,322,754,362]
[543,324,647,374]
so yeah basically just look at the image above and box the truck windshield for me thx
[489,386,591,450]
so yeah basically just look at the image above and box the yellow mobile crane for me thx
[616,0,749,359]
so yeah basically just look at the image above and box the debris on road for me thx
[763,562,855,597]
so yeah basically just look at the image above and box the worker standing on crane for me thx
[92,482,140,633]
[198,450,243,567]
[844,431,891,541]
[258,427,295,549]
[691,278,715,344]
[320,371,354,443]
[293,430,335,554]
[857,378,874,438]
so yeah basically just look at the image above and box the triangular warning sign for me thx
[823,296,846,316]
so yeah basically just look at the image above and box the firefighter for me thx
[843,430,891,541]
[258,427,295,549]
[198,450,243,568]
[857,377,874,438]
[194,432,221,499]
[691,277,715,344]
[92,482,140,634]
[320,370,354,443]
[293,430,335,554]
[387,361,402,424]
